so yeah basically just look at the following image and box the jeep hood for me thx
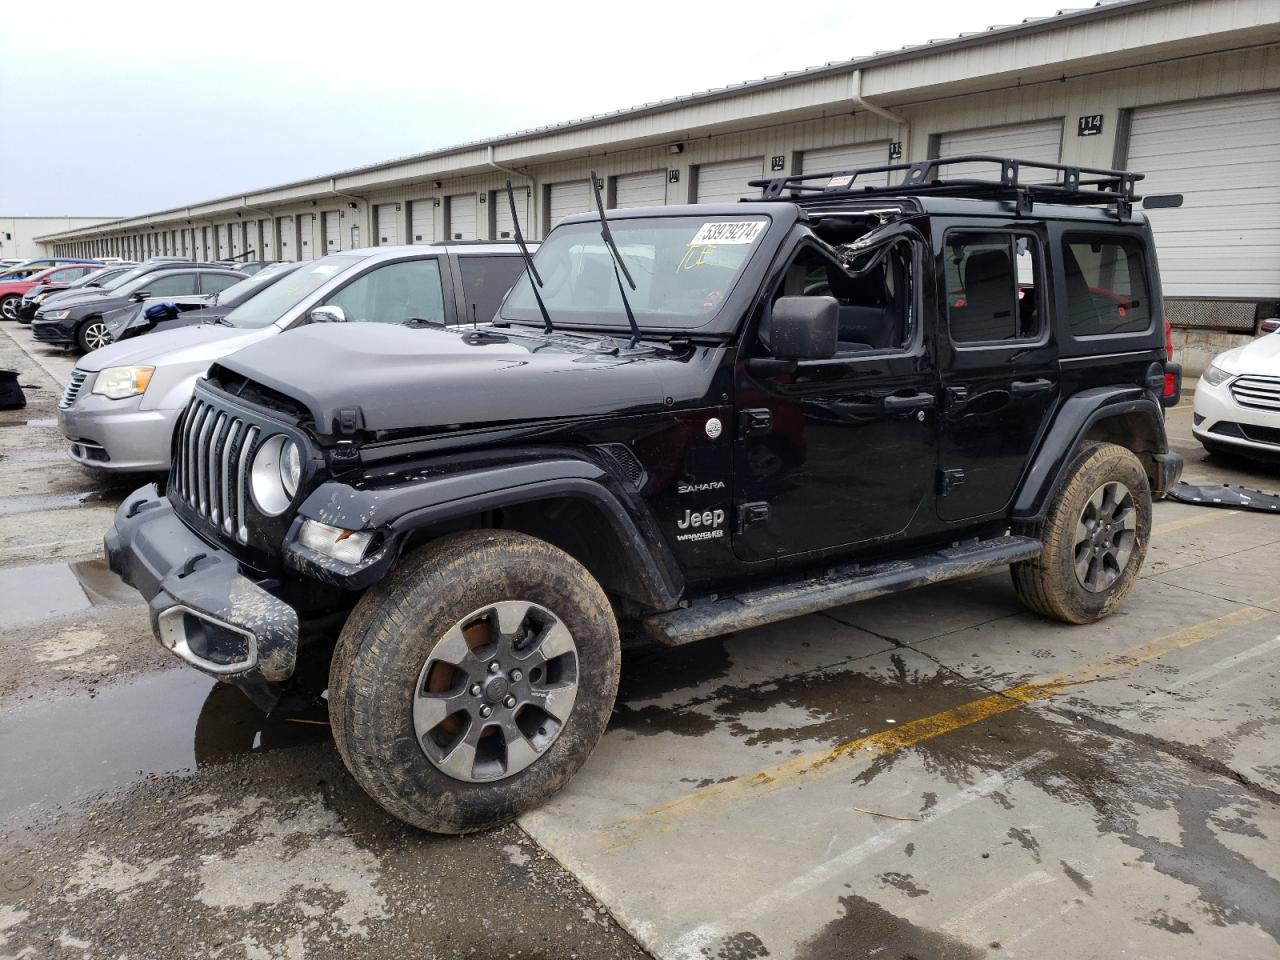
[78,322,271,372]
[217,324,717,433]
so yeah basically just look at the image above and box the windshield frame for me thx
[495,208,789,337]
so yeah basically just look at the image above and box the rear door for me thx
[935,221,1059,521]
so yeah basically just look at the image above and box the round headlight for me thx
[280,439,301,499]
[250,434,300,515]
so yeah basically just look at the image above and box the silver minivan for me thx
[56,244,529,472]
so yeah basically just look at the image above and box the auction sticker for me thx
[689,220,767,246]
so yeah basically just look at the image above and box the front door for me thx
[733,237,938,562]
[936,225,1059,521]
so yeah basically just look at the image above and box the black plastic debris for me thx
[0,370,25,410]
[1167,482,1280,513]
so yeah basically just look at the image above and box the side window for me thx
[457,256,526,324]
[49,268,81,282]
[945,232,1042,344]
[323,258,446,325]
[145,272,198,296]
[762,241,915,356]
[200,273,240,295]
[1062,235,1151,336]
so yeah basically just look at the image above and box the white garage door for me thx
[323,211,342,252]
[615,170,667,209]
[937,120,1063,184]
[1128,92,1280,299]
[409,200,435,244]
[801,142,893,186]
[449,194,477,240]
[695,158,764,204]
[493,187,530,240]
[216,225,229,258]
[276,216,295,260]
[259,219,273,259]
[375,204,400,246]
[549,181,592,228]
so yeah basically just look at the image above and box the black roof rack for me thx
[748,155,1143,218]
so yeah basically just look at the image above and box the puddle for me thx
[0,670,331,820]
[0,559,142,626]
[0,490,117,516]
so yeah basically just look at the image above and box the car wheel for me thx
[329,529,620,833]
[0,295,18,321]
[76,318,112,353]
[1011,442,1152,624]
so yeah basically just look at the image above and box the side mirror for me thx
[129,290,150,302]
[309,305,346,324]
[765,296,839,360]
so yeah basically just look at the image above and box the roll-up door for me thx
[323,211,342,252]
[936,120,1062,183]
[695,158,764,203]
[448,194,477,240]
[548,181,591,229]
[1127,92,1280,300]
[375,204,400,246]
[259,219,273,259]
[801,141,893,186]
[410,200,435,244]
[614,170,667,208]
[492,187,529,240]
[276,216,295,260]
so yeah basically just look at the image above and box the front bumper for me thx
[17,300,39,323]
[106,485,301,698]
[57,387,176,473]
[31,317,75,344]
[1192,375,1280,458]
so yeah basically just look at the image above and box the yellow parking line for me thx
[599,599,1278,849]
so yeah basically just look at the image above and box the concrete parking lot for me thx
[1,322,1278,960]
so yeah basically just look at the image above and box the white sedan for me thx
[1193,330,1280,459]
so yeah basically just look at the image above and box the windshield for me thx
[499,215,769,332]
[100,267,147,291]
[74,267,123,287]
[212,262,296,306]
[222,254,364,328]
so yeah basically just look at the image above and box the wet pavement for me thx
[2,318,1279,959]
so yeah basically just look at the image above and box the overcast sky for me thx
[0,0,1073,217]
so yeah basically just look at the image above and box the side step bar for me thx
[643,534,1041,646]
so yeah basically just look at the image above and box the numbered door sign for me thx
[1077,115,1104,137]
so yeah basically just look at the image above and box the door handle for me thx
[882,392,936,412]
[1011,378,1054,396]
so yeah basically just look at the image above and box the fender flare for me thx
[1013,386,1168,521]
[292,456,683,608]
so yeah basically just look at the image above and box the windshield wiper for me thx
[588,171,642,349]
[505,179,554,335]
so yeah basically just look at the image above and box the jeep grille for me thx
[171,396,261,544]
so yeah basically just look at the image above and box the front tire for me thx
[76,317,111,353]
[1012,442,1152,624]
[329,530,620,833]
[0,295,18,321]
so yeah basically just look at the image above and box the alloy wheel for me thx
[412,599,579,783]
[1073,480,1137,592]
[83,321,112,351]
[0,298,16,320]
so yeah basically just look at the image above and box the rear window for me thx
[1061,235,1151,337]
[457,255,525,324]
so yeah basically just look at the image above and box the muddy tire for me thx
[1012,442,1151,624]
[329,529,620,833]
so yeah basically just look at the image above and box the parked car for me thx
[58,243,529,471]
[104,261,305,342]
[33,265,245,351]
[216,260,281,276]
[0,262,103,320]
[1193,330,1280,460]
[0,257,100,279]
[17,264,137,323]
[104,160,1183,833]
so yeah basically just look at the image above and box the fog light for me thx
[298,519,373,565]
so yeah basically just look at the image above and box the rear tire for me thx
[329,529,620,833]
[76,317,111,353]
[1012,442,1151,624]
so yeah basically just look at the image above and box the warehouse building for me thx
[1,216,118,261]
[36,0,1280,366]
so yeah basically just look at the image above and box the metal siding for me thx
[614,170,667,208]
[493,187,529,240]
[375,203,400,245]
[548,181,591,227]
[1128,91,1280,299]
[410,200,435,243]
[800,141,893,184]
[694,157,764,203]
[449,194,477,240]
[323,211,342,252]
[937,119,1063,183]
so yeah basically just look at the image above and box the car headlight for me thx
[1201,363,1233,387]
[91,365,154,400]
[250,434,301,515]
[298,519,374,565]
[45,309,70,320]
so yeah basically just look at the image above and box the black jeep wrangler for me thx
[106,157,1183,833]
